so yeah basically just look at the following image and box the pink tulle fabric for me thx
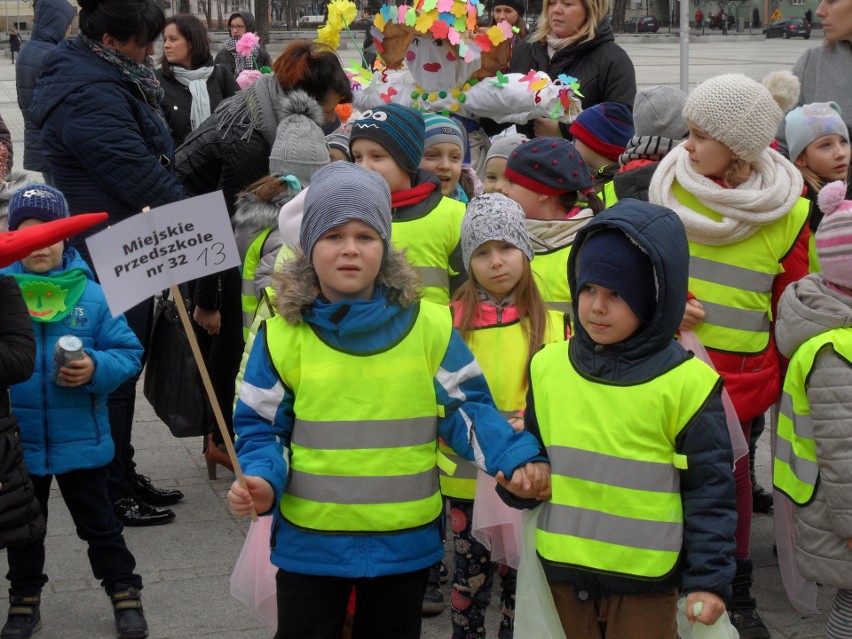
[471,470,523,568]
[230,515,278,631]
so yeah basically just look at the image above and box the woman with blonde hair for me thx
[508,0,635,139]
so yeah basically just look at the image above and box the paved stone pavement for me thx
[0,35,837,638]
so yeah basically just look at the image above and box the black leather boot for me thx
[727,559,771,638]
[131,474,184,507]
[1,593,41,639]
[422,562,445,616]
[109,584,148,639]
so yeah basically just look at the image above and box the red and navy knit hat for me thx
[505,138,594,196]
[569,102,635,162]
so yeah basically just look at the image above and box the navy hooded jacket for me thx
[518,200,737,599]
[15,0,76,173]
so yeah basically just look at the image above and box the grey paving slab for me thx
[0,36,836,638]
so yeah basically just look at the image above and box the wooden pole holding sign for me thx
[138,206,257,522]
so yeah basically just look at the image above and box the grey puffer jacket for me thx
[776,273,852,590]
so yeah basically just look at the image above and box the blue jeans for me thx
[5,467,142,596]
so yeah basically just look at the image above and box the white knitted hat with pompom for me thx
[683,71,800,163]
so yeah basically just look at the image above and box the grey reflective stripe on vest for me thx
[288,467,440,504]
[242,276,256,298]
[545,301,573,319]
[291,416,437,450]
[702,300,770,333]
[438,450,478,479]
[416,266,449,289]
[689,256,775,295]
[499,409,518,419]
[776,392,820,487]
[539,502,682,552]
[546,446,679,493]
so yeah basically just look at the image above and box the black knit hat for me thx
[349,105,426,177]
[505,137,594,196]
[492,0,525,17]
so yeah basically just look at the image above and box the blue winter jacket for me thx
[30,36,186,240]
[517,199,737,599]
[15,0,76,173]
[234,287,546,578]
[0,250,143,476]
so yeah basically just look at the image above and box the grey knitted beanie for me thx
[269,90,330,187]
[461,193,534,270]
[682,71,800,163]
[633,85,688,140]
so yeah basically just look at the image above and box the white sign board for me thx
[86,191,239,315]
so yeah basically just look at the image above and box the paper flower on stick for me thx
[316,0,359,50]
[235,32,260,56]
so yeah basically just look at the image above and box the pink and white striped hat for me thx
[816,180,852,289]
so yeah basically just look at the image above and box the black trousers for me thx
[274,567,429,639]
[5,466,142,596]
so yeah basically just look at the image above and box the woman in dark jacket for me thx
[0,275,45,550]
[509,0,636,139]
[175,40,351,467]
[30,0,187,527]
[156,14,239,147]
[213,11,272,79]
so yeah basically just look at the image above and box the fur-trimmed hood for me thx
[232,188,296,230]
[273,249,421,325]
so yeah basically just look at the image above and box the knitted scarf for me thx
[214,74,288,148]
[525,208,594,253]
[81,34,163,109]
[172,66,214,131]
[649,145,803,246]
[224,35,259,76]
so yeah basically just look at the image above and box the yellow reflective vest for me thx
[531,245,574,318]
[264,300,451,533]
[392,196,465,305]
[675,182,809,354]
[774,327,852,505]
[531,342,720,578]
[241,228,273,341]
[439,310,568,500]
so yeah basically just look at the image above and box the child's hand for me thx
[508,417,525,432]
[679,298,705,332]
[227,475,274,516]
[496,462,551,500]
[533,117,562,139]
[685,591,726,625]
[193,306,221,336]
[60,352,95,386]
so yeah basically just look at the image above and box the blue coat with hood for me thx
[0,249,143,476]
[509,199,737,599]
[30,36,186,240]
[15,0,76,173]
[233,254,546,578]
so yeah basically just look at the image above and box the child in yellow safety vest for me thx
[774,181,852,638]
[509,199,736,638]
[227,162,550,639]
[648,71,811,637]
[443,194,569,639]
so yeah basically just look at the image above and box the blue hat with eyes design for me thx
[349,104,425,177]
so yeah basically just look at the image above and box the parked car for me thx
[624,15,660,33]
[298,15,326,28]
[763,17,811,39]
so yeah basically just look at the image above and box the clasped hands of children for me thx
[228,461,552,516]
[58,353,95,387]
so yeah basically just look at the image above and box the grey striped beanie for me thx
[300,162,392,260]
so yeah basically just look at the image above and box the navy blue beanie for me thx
[569,102,635,161]
[349,104,425,177]
[576,228,657,323]
[8,183,70,231]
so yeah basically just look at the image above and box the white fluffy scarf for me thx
[649,145,803,246]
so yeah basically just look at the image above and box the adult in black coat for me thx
[213,11,272,79]
[156,15,239,148]
[15,0,76,181]
[0,275,45,550]
[508,0,636,139]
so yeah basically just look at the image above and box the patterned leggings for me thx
[827,588,852,639]
[449,500,516,639]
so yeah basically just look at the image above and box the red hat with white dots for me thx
[505,137,595,196]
